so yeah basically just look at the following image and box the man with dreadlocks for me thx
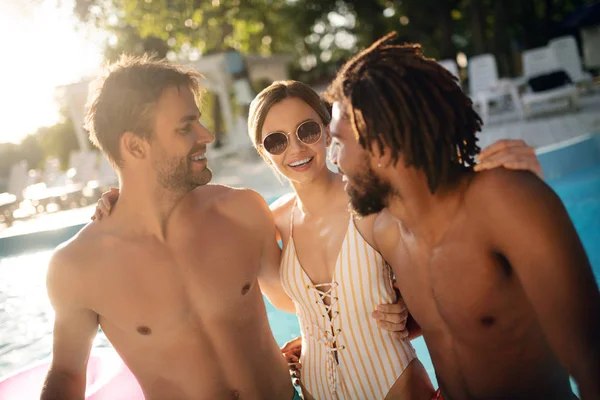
[325,32,600,400]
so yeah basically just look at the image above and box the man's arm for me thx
[242,190,297,314]
[404,313,422,340]
[372,210,423,340]
[480,169,600,399]
[41,248,99,400]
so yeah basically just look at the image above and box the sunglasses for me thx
[261,120,323,155]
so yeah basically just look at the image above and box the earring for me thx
[378,163,382,168]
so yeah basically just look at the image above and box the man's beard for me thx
[153,153,212,193]
[346,164,393,217]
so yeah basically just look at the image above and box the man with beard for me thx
[325,32,600,400]
[41,56,307,400]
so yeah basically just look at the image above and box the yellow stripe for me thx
[313,332,328,400]
[285,244,309,319]
[285,243,322,399]
[357,230,394,390]
[337,243,367,399]
[316,320,329,400]
[300,270,328,400]
[346,229,381,398]
[341,237,374,398]
[366,240,400,374]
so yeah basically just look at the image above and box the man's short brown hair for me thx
[85,55,204,168]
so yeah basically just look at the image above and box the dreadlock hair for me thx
[324,32,482,194]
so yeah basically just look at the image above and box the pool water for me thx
[0,162,599,389]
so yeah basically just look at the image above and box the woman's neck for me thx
[291,168,343,217]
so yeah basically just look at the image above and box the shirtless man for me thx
[325,32,600,400]
[41,56,306,400]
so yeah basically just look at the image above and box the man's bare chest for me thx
[89,239,262,337]
[390,232,529,342]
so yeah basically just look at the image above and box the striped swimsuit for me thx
[280,208,417,400]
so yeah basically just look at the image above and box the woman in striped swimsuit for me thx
[247,80,542,399]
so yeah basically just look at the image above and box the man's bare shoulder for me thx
[50,223,107,267]
[372,209,402,253]
[215,187,272,228]
[466,167,557,217]
[173,184,272,229]
[47,224,106,306]
[463,168,572,249]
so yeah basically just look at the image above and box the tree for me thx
[73,0,308,146]
[70,0,595,86]
[74,0,299,57]
[0,108,80,184]
[36,113,80,170]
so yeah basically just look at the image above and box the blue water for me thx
[0,162,598,386]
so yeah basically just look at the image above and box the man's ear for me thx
[121,131,148,161]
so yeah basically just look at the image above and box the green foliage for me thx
[36,114,81,170]
[67,0,599,80]
[75,0,300,59]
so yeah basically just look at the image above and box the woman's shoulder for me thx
[269,192,296,227]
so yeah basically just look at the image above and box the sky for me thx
[0,0,106,144]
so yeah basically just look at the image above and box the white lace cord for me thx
[305,282,344,396]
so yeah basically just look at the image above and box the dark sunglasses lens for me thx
[263,133,288,155]
[298,121,322,144]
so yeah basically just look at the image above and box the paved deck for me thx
[478,93,600,149]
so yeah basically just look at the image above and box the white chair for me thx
[522,46,558,77]
[521,46,579,118]
[581,25,600,69]
[548,35,594,87]
[438,59,460,81]
[468,54,523,124]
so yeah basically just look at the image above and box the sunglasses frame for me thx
[260,120,324,155]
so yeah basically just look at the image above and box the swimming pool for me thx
[0,136,599,389]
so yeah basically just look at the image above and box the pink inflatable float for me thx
[0,350,143,399]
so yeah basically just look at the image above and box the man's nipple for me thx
[137,325,152,335]
[241,283,252,295]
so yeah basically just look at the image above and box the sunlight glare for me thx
[0,0,105,144]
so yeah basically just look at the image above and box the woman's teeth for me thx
[191,154,206,161]
[289,157,313,167]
